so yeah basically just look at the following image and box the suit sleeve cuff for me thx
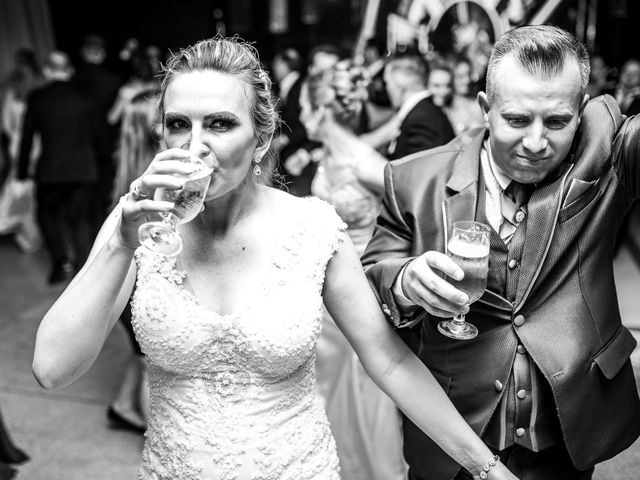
[385,259,422,329]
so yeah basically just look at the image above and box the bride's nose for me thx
[181,138,212,162]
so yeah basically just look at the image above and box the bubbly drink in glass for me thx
[437,221,490,340]
[447,238,489,303]
[138,157,213,256]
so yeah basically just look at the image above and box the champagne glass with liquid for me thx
[437,221,490,340]
[137,156,213,256]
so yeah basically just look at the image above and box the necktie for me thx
[504,181,534,209]
[500,181,534,241]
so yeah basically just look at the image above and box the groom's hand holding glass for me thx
[399,220,490,340]
[119,148,213,253]
[399,250,472,319]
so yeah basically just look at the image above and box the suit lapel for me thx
[514,162,574,311]
[442,128,486,248]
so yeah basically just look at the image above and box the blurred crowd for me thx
[2,27,640,479]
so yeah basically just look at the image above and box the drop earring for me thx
[253,156,262,176]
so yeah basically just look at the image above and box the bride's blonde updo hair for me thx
[158,35,280,185]
[306,59,370,133]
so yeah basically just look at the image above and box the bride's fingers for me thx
[147,160,203,176]
[152,148,192,163]
[122,198,176,220]
[137,174,185,191]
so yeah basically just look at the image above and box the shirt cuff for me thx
[392,262,416,309]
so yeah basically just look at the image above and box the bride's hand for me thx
[117,148,200,249]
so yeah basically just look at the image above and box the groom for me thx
[362,25,640,479]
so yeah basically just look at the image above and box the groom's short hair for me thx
[485,25,590,102]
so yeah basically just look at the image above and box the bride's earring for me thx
[253,155,262,176]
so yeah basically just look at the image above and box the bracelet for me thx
[479,455,500,479]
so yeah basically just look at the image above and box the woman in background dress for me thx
[300,59,407,480]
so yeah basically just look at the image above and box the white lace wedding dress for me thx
[131,197,344,480]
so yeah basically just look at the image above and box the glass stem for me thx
[452,313,467,324]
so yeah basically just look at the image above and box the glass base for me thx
[138,222,183,257]
[437,318,478,340]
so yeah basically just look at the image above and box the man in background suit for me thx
[363,25,640,479]
[271,47,306,191]
[384,52,455,160]
[72,34,121,232]
[17,51,104,284]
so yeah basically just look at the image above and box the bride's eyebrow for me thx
[164,113,188,123]
[203,112,240,121]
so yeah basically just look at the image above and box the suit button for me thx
[517,344,526,354]
[517,389,527,399]
[515,210,526,223]
[508,259,518,269]
[516,427,526,437]
[381,303,391,316]
[494,380,503,392]
[513,315,525,327]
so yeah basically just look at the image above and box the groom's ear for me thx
[477,92,490,121]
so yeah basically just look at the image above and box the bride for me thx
[32,36,517,480]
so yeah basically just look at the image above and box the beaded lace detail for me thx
[131,197,346,480]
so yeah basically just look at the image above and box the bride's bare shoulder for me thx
[262,187,332,214]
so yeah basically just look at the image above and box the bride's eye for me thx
[207,114,238,131]
[164,115,190,131]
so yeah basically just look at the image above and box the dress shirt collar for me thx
[484,140,512,190]
[480,141,508,233]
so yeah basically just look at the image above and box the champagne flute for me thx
[437,221,490,340]
[137,156,213,256]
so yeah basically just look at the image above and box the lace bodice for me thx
[131,197,345,479]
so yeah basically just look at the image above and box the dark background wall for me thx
[47,0,640,75]
[47,0,386,72]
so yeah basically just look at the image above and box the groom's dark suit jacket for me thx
[362,95,640,478]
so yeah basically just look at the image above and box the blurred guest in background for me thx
[1,48,44,186]
[73,34,122,232]
[111,92,159,205]
[445,56,485,136]
[427,61,453,109]
[383,51,454,160]
[0,404,28,480]
[614,59,640,116]
[362,37,394,132]
[283,43,343,196]
[586,54,615,99]
[17,51,104,284]
[0,48,44,252]
[300,58,407,480]
[74,34,121,126]
[107,45,162,127]
[271,47,305,188]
